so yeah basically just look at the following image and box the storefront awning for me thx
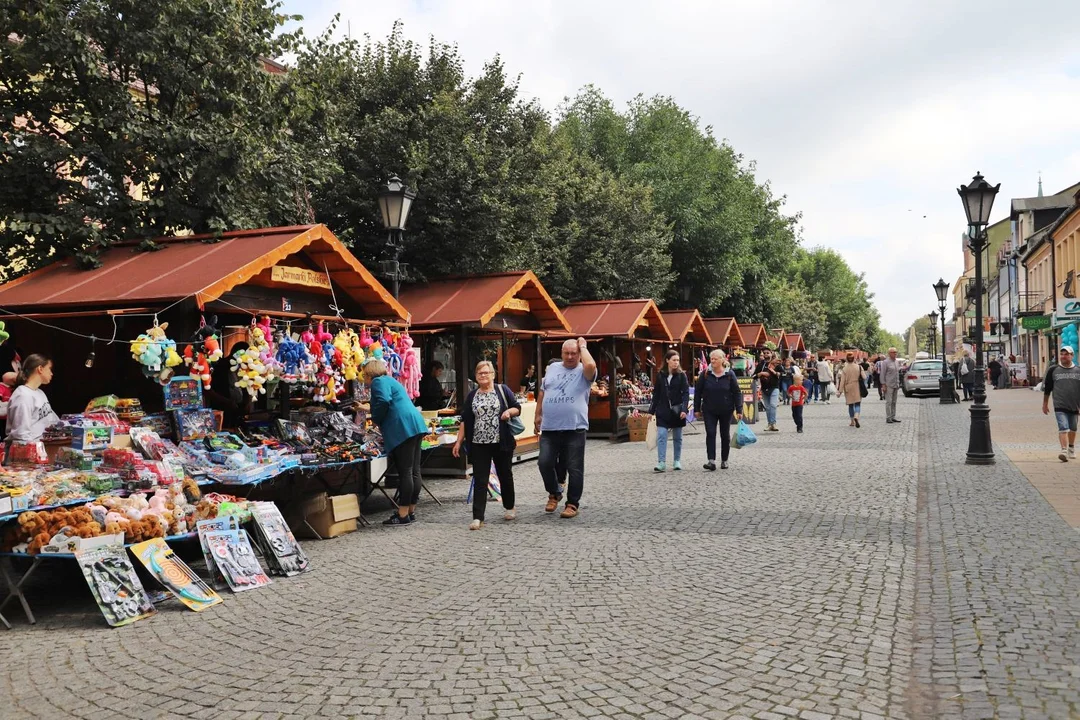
[561,299,673,341]
[398,271,570,332]
[0,224,408,321]
[661,310,712,344]
[702,317,745,347]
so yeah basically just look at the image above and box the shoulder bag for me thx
[666,373,687,416]
[496,384,526,435]
[857,368,869,398]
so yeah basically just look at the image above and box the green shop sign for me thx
[1020,314,1052,330]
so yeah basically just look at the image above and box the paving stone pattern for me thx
[0,395,1077,719]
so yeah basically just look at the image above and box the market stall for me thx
[737,323,769,350]
[662,310,713,380]
[785,333,807,360]
[558,300,673,440]
[398,271,571,474]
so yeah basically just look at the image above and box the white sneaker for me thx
[1059,452,1068,463]
[504,508,516,521]
[469,519,483,530]
[1070,448,1076,459]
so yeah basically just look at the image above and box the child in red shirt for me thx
[788,373,807,433]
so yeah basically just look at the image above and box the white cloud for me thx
[285,0,1080,333]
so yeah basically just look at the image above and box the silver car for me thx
[903,359,945,397]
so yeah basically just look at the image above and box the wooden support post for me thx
[610,336,619,441]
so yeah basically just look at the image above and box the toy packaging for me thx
[204,529,272,592]
[70,424,115,452]
[130,538,222,612]
[75,544,156,627]
[84,395,119,413]
[196,515,240,588]
[163,376,203,412]
[172,409,216,442]
[249,501,310,576]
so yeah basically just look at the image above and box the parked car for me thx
[903,359,945,397]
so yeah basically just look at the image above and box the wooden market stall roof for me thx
[0,224,409,320]
[702,317,744,347]
[785,333,806,352]
[397,271,570,331]
[769,329,788,349]
[661,310,712,344]
[561,299,673,341]
[737,323,768,348]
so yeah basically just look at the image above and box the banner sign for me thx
[270,266,331,290]
[1020,315,1051,331]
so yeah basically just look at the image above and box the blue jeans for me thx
[764,389,779,425]
[539,429,586,506]
[780,379,790,403]
[655,425,683,464]
[810,380,820,401]
[848,402,862,418]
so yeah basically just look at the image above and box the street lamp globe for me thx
[377,175,417,232]
[957,171,1000,238]
[933,278,949,304]
[929,310,938,324]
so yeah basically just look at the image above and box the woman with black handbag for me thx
[836,351,867,428]
[648,350,691,472]
[453,360,523,529]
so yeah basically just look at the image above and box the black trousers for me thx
[390,434,423,506]
[792,405,803,430]
[469,442,515,521]
[704,411,732,462]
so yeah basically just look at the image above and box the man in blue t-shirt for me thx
[536,337,597,518]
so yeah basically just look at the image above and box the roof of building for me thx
[560,299,672,340]
[737,323,768,347]
[0,224,408,320]
[1011,190,1078,218]
[785,333,806,352]
[660,310,712,344]
[702,317,744,347]
[397,271,569,331]
[769,329,788,348]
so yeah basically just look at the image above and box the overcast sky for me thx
[282,0,1080,334]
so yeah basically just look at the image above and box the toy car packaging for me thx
[249,501,310,576]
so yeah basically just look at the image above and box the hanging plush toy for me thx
[249,318,270,354]
[230,346,270,399]
[275,334,309,383]
[133,321,181,384]
[190,353,212,390]
[333,330,355,380]
[0,321,9,346]
[359,326,374,349]
[256,316,274,354]
[192,315,223,363]
[399,333,421,399]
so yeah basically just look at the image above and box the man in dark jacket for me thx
[694,349,743,471]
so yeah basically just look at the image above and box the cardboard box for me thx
[0,492,12,516]
[71,425,115,451]
[298,493,360,539]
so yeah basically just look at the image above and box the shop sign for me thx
[1052,299,1080,328]
[503,297,531,312]
[270,265,331,290]
[1020,314,1051,331]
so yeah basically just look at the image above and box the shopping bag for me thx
[735,419,757,447]
[645,415,658,450]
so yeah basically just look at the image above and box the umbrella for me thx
[906,326,918,360]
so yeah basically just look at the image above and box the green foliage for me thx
[0,0,332,276]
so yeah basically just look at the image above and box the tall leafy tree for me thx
[0,0,328,274]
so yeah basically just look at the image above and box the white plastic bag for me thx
[645,415,658,450]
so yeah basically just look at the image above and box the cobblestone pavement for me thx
[0,394,1077,719]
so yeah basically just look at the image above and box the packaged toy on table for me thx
[7,442,48,466]
[55,447,95,471]
[204,529,271,592]
[196,515,240,587]
[114,398,144,423]
[172,408,216,442]
[129,538,222,611]
[163,375,203,411]
[76,544,156,627]
[249,501,311,576]
[130,427,169,460]
[70,424,114,452]
[135,413,173,437]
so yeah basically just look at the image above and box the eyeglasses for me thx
[477,371,494,376]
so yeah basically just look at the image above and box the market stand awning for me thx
[561,299,672,341]
[661,310,712,345]
[737,323,768,347]
[702,317,745,347]
[0,224,408,321]
[398,271,570,332]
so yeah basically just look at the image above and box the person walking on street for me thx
[535,337,597,519]
[757,354,782,432]
[988,356,1002,390]
[454,361,522,530]
[694,349,742,470]
[836,351,866,428]
[881,347,903,424]
[1042,346,1080,462]
[958,350,975,401]
[648,350,690,472]
[788,371,808,433]
[874,355,886,400]
[817,358,833,404]
[806,355,819,403]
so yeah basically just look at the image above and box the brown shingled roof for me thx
[398,271,570,331]
[702,317,745,347]
[0,224,408,320]
[737,323,768,347]
[785,333,806,352]
[561,299,672,340]
[661,310,712,344]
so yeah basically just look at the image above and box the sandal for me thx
[560,504,579,519]
[545,494,561,513]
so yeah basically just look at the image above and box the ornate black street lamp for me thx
[934,278,955,404]
[957,171,1000,464]
[928,311,939,358]
[377,175,418,299]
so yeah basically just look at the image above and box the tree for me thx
[0,0,329,274]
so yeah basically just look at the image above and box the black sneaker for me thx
[797,427,803,433]
[720,461,729,469]
[383,514,413,527]
[409,512,416,522]
[703,461,716,471]
[892,419,901,423]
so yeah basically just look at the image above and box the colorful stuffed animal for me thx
[0,321,9,346]
[256,316,274,354]
[399,333,421,399]
[275,334,309,383]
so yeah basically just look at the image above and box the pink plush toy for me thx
[315,321,333,345]
[400,333,421,399]
[256,316,274,353]
[359,326,373,348]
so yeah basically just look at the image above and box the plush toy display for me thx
[399,333,421,399]
[0,320,9,345]
[230,345,279,399]
[256,316,274,354]
[132,321,183,385]
[275,334,311,383]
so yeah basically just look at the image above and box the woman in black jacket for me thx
[452,360,522,530]
[694,349,743,470]
[648,350,691,472]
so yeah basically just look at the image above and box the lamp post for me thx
[928,311,939,358]
[934,278,955,404]
[957,171,1000,464]
[377,175,417,299]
